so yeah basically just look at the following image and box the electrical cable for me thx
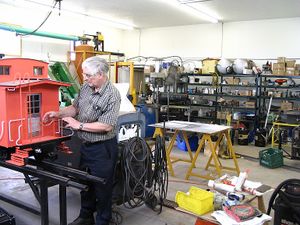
[120,135,168,213]
[122,137,152,208]
[19,0,59,37]
[146,135,169,213]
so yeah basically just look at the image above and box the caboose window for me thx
[27,94,41,137]
[0,66,10,75]
[33,67,43,76]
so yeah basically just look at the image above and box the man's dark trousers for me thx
[79,137,118,225]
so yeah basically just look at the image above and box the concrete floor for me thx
[0,144,300,225]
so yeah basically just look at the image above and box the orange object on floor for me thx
[194,218,218,225]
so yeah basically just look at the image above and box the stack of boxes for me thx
[202,58,219,74]
[273,57,300,75]
[272,57,298,111]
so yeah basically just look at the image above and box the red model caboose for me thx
[0,58,70,165]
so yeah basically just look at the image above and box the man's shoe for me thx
[68,216,95,225]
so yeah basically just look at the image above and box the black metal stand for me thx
[40,179,49,225]
[0,159,106,225]
[59,185,67,225]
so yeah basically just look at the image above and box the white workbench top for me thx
[149,120,231,135]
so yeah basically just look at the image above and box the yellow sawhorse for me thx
[271,122,299,147]
[185,129,240,180]
[153,127,194,177]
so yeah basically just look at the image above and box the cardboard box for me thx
[239,90,252,96]
[225,77,240,85]
[286,60,296,67]
[202,59,219,74]
[273,68,285,75]
[144,65,155,74]
[245,101,255,108]
[277,57,286,63]
[286,67,295,76]
[273,63,286,70]
[280,101,293,111]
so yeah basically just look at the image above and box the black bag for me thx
[0,207,15,225]
[267,179,300,225]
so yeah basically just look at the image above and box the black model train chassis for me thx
[0,144,106,225]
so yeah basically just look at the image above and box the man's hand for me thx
[62,117,81,130]
[43,111,59,124]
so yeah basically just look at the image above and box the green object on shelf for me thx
[49,62,81,106]
[259,148,283,169]
[49,62,80,99]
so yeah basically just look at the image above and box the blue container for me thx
[177,134,199,152]
[137,104,156,138]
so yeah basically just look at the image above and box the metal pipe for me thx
[0,24,80,41]
[27,159,107,185]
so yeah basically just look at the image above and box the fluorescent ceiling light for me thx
[0,0,136,30]
[154,0,219,23]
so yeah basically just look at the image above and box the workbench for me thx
[150,120,240,180]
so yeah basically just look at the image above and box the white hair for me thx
[82,56,109,76]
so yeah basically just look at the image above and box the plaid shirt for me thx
[73,81,121,142]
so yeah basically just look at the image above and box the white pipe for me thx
[16,124,23,146]
[8,118,25,142]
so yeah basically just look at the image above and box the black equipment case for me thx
[267,179,300,225]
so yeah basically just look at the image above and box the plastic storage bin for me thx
[259,148,283,169]
[175,186,214,215]
[176,134,198,152]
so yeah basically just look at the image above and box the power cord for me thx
[120,135,168,213]
[19,0,61,37]
[145,135,168,213]
[122,137,152,208]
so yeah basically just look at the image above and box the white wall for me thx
[122,29,141,59]
[223,18,300,59]
[123,17,300,64]
[139,23,222,58]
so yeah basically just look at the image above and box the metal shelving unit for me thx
[155,72,300,126]
[260,74,300,116]
[218,73,260,127]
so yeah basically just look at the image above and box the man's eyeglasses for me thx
[82,73,93,78]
